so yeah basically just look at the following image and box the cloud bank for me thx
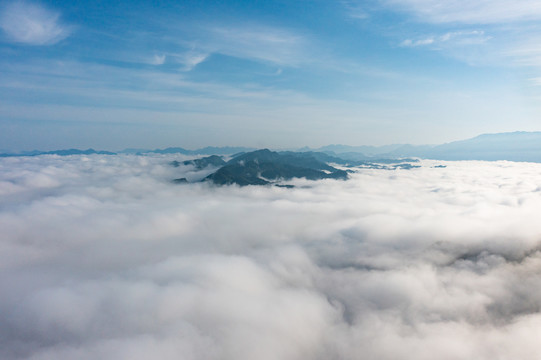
[0,1,70,45]
[2,155,541,359]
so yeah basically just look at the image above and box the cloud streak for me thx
[400,30,490,47]
[0,1,70,45]
[2,156,541,359]
[186,25,309,67]
[383,0,541,24]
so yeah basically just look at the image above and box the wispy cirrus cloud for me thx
[141,24,308,71]
[400,30,490,47]
[0,0,71,45]
[528,77,541,86]
[341,0,371,20]
[505,36,541,69]
[150,54,166,65]
[177,51,209,71]
[400,37,434,47]
[342,1,539,72]
[147,52,208,71]
[198,25,308,67]
[375,0,541,72]
[382,0,541,24]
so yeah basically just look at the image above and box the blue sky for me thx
[1,0,541,151]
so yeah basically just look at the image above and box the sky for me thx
[1,0,541,151]
[3,155,541,359]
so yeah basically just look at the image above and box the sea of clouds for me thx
[2,154,541,360]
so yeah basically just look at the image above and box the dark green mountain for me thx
[205,149,348,186]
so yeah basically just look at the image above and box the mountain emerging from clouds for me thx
[172,151,417,186]
[204,149,349,186]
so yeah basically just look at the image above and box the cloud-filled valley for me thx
[2,154,541,359]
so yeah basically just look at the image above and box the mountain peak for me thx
[204,149,348,186]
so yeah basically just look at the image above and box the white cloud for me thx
[200,25,308,67]
[401,31,490,48]
[177,51,208,71]
[150,54,166,65]
[149,52,209,70]
[504,37,541,69]
[142,25,308,70]
[342,0,371,20]
[529,77,541,86]
[383,0,541,24]
[379,1,541,74]
[0,1,70,45]
[400,37,434,47]
[2,156,541,359]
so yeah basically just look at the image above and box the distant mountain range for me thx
[124,146,256,155]
[0,149,116,157]
[3,131,541,163]
[305,144,407,157]
[308,131,541,163]
[0,146,255,157]
[400,132,541,162]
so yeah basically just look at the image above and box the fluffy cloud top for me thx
[2,154,541,359]
[0,1,70,45]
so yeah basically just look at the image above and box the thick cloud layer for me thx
[2,155,541,359]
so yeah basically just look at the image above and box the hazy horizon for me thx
[3,129,541,154]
